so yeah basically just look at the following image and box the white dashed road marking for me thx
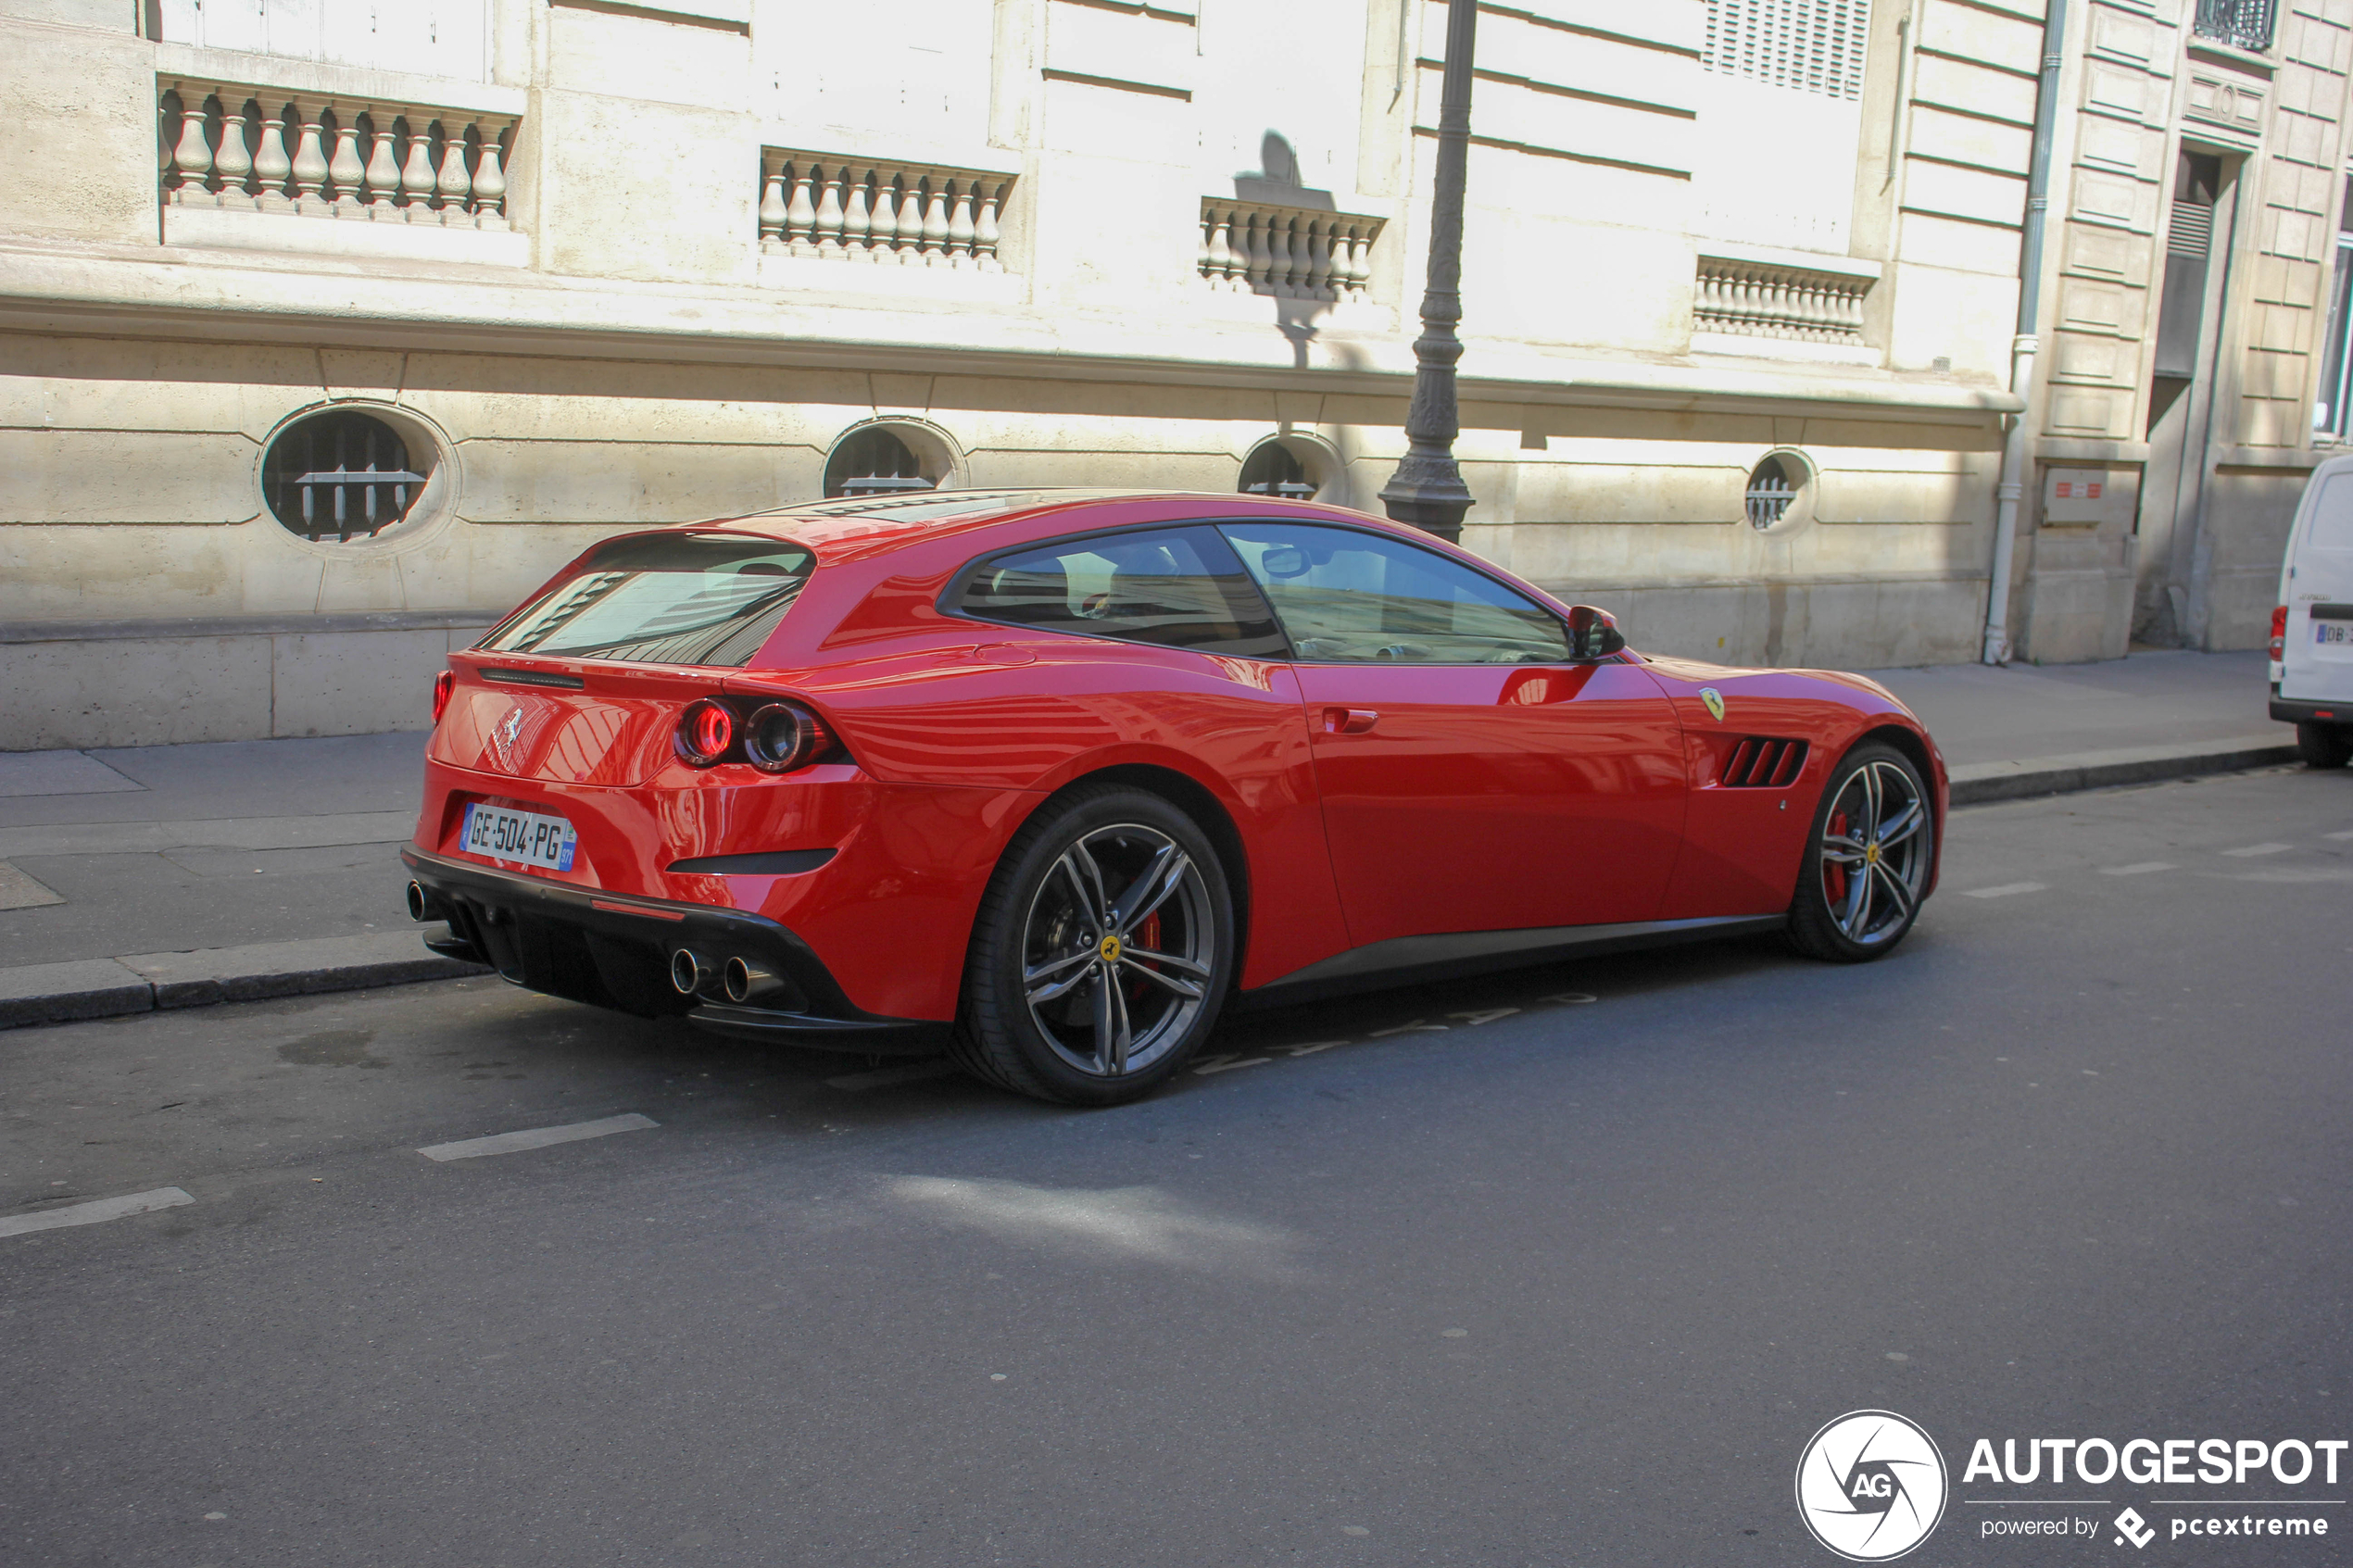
[1192,1054,1272,1076]
[2326,830,2353,842]
[2100,862,2177,876]
[0,1186,194,1240]
[2221,843,2294,858]
[1964,883,2048,898]
[418,1112,658,1162]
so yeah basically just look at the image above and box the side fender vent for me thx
[1721,736,1810,788]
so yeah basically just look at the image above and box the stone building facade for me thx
[0,0,2344,748]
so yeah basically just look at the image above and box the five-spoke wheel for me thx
[1789,743,1934,962]
[954,784,1233,1104]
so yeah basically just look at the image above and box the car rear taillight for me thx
[743,702,834,774]
[431,669,455,723]
[676,698,736,767]
[2271,604,2288,661]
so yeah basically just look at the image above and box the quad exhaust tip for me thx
[670,947,715,997]
[723,956,787,1006]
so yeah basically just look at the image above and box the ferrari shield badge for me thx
[1699,686,1726,722]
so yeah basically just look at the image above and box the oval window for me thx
[261,410,428,542]
[825,426,937,498]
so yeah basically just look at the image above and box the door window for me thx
[1220,521,1570,664]
[955,526,1290,658]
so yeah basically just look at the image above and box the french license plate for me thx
[461,801,578,872]
[2318,622,2351,646]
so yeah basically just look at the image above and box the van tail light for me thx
[743,702,834,774]
[431,669,455,723]
[675,698,736,767]
[2271,605,2288,662]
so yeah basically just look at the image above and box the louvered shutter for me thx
[1705,0,1873,103]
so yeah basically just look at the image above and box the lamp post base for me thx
[1379,466,1473,545]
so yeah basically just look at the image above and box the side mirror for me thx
[1566,606,1626,661]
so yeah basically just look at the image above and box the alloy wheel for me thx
[1818,759,1930,946]
[1019,822,1213,1077]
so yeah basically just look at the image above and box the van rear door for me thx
[2282,460,2353,703]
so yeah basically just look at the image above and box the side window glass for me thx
[1219,521,1571,664]
[956,526,1290,658]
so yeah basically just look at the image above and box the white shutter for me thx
[157,0,267,53]
[156,0,485,82]
[1705,0,1872,102]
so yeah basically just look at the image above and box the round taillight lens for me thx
[744,702,834,774]
[431,669,455,723]
[676,698,735,767]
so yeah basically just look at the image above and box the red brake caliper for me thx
[1825,810,1850,904]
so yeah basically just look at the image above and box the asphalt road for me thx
[4,766,2349,1567]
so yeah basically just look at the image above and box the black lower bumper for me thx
[2271,696,2350,725]
[400,848,950,1055]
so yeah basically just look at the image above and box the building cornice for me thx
[0,243,2022,425]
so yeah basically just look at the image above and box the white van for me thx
[2272,453,2353,769]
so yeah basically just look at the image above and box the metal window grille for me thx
[824,427,935,498]
[1745,457,1797,529]
[1239,441,1315,498]
[2317,177,2353,439]
[2194,0,2276,52]
[1704,0,1872,102]
[260,411,425,542]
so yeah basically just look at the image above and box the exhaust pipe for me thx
[670,948,716,997]
[724,957,789,1006]
[405,881,447,923]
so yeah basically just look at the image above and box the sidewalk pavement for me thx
[0,648,2290,1032]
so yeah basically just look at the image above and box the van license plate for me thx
[462,802,578,872]
[2319,623,2351,646]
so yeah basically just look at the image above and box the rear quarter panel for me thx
[789,632,1351,992]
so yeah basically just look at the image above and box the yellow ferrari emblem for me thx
[1699,686,1726,722]
[1865,842,1881,866]
[1098,934,1124,964]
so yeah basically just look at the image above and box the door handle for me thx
[1321,707,1380,734]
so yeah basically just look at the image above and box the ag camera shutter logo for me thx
[1795,1410,1949,1561]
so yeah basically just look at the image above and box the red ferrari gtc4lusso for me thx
[404,489,1947,1104]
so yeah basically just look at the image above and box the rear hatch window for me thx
[481,533,814,668]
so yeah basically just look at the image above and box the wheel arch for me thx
[1838,721,1946,899]
[1009,762,1254,989]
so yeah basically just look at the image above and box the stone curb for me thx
[0,931,488,1032]
[1948,734,2300,806]
[0,734,2308,1033]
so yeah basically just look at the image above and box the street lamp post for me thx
[1378,0,1478,544]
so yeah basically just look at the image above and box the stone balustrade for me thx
[1693,254,1871,345]
[1198,200,1380,302]
[760,155,1012,270]
[159,78,516,229]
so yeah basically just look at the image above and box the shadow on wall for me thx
[1234,132,1337,371]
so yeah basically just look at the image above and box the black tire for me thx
[950,784,1235,1106]
[2296,721,2353,770]
[1787,742,1934,963]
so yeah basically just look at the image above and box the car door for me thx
[946,521,1353,987]
[1219,521,1688,947]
